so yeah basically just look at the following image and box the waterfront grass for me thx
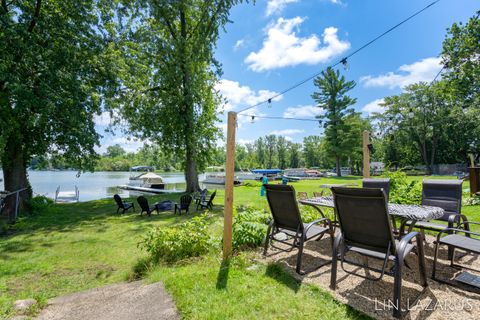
[0,177,478,318]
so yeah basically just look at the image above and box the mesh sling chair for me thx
[114,194,134,214]
[432,221,480,291]
[137,196,156,216]
[362,178,391,201]
[197,190,216,210]
[264,184,334,274]
[330,187,428,319]
[175,194,192,215]
[400,180,465,258]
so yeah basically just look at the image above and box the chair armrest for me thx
[436,227,480,243]
[304,217,332,232]
[397,231,421,261]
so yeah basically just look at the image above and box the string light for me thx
[235,0,441,115]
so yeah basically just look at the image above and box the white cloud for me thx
[270,129,305,135]
[265,0,299,17]
[215,79,282,112]
[245,17,350,72]
[233,39,245,51]
[360,57,442,89]
[283,104,324,118]
[94,112,112,126]
[362,98,385,115]
[238,138,254,146]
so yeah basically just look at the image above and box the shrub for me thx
[464,195,480,206]
[232,208,270,250]
[139,214,216,263]
[383,169,422,204]
[26,195,54,214]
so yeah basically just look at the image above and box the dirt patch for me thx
[264,234,480,320]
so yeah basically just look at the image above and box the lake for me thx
[0,171,213,202]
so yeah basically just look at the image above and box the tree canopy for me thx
[0,0,119,220]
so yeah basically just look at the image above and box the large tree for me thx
[0,0,117,220]
[441,11,480,109]
[115,0,243,192]
[312,67,357,176]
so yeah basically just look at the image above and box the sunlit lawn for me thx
[0,176,478,318]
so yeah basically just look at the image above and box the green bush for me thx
[464,195,480,206]
[27,195,54,214]
[383,169,422,204]
[232,208,270,250]
[139,214,216,263]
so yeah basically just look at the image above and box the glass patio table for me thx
[299,196,445,236]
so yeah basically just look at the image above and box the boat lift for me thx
[55,186,80,203]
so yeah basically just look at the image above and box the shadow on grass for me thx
[265,263,301,293]
[216,259,230,290]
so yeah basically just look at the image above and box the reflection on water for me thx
[0,170,223,202]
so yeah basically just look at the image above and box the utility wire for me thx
[236,0,441,114]
[237,114,320,122]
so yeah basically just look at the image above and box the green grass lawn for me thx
[0,176,478,318]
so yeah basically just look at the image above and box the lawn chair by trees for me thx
[137,196,156,216]
[297,192,308,200]
[174,194,193,215]
[114,194,134,214]
[197,191,216,210]
[264,184,334,274]
[331,187,428,319]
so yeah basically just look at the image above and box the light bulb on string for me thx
[341,57,349,70]
[250,115,255,123]
[267,98,272,108]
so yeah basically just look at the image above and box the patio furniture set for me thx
[113,188,216,216]
[264,179,479,318]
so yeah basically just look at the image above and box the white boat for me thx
[203,174,241,186]
[129,172,166,189]
[236,171,263,181]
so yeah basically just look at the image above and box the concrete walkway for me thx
[36,281,180,320]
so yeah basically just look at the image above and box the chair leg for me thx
[263,223,273,256]
[392,259,403,319]
[432,240,440,280]
[295,237,305,274]
[330,235,341,290]
[416,234,428,287]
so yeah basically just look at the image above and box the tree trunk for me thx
[1,138,31,223]
[336,155,341,177]
[179,7,200,193]
[184,146,200,193]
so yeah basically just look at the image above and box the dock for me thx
[55,186,80,203]
[117,185,183,194]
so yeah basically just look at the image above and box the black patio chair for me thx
[197,191,216,210]
[137,196,156,216]
[114,194,134,214]
[174,194,192,215]
[432,221,480,291]
[330,187,428,319]
[400,180,465,258]
[362,178,391,201]
[194,188,208,205]
[263,184,334,274]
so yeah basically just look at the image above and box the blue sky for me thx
[95,0,478,152]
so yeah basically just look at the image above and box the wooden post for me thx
[363,130,370,178]
[223,111,237,259]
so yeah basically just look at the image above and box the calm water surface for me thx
[0,171,215,202]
